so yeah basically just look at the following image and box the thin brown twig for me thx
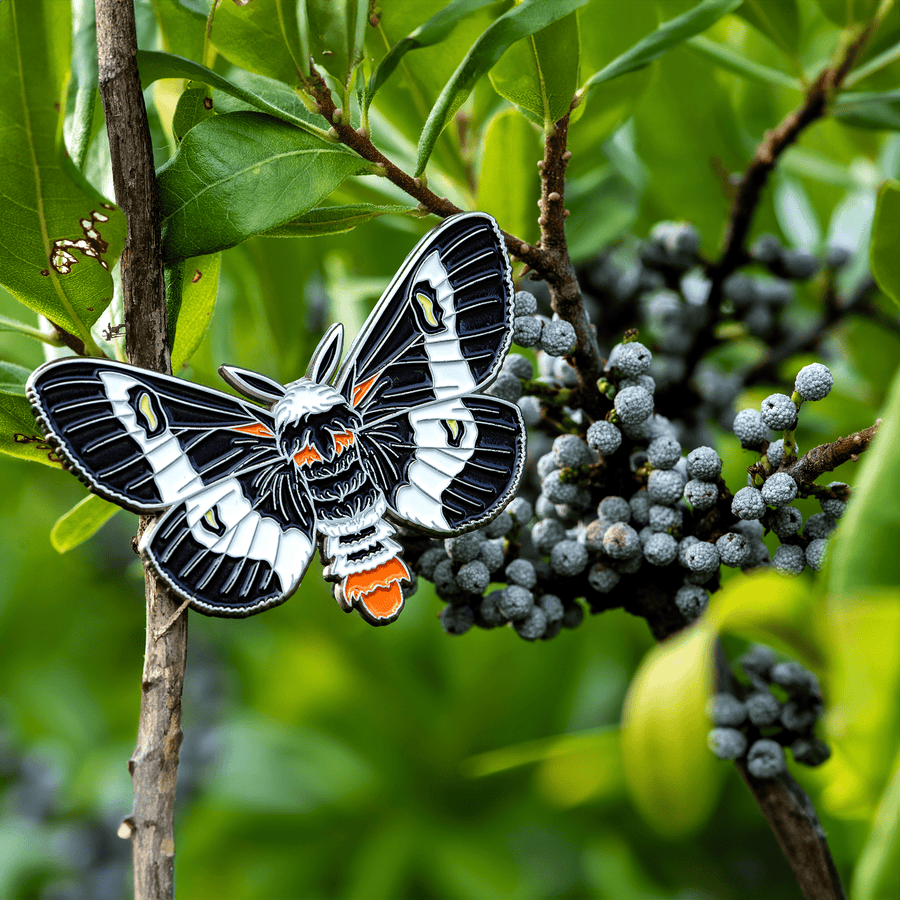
[95,3,185,900]
[786,421,881,484]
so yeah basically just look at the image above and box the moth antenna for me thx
[306,323,344,384]
[218,365,287,406]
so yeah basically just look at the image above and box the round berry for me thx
[643,532,679,566]
[586,420,622,456]
[445,532,484,563]
[418,547,449,581]
[761,472,798,507]
[614,341,653,376]
[513,290,538,316]
[707,693,747,727]
[517,395,542,427]
[542,469,579,505]
[603,523,642,559]
[739,644,776,679]
[531,518,566,555]
[553,434,594,468]
[805,512,836,540]
[440,604,475,635]
[794,362,833,401]
[550,540,589,576]
[733,409,769,448]
[503,353,534,381]
[750,233,783,265]
[598,496,631,523]
[588,562,620,593]
[747,739,786,779]
[505,559,536,589]
[683,541,720,575]
[675,584,708,621]
[478,591,506,628]
[648,504,682,533]
[498,585,533,621]
[791,737,831,766]
[484,512,513,539]
[772,544,805,575]
[745,692,782,727]
[512,315,542,347]
[771,661,820,697]
[820,482,848,519]
[684,479,718,511]
[781,700,818,732]
[648,436,682,470]
[538,594,565,625]
[648,469,685,506]
[732,486,766,520]
[760,393,798,431]
[487,371,522,403]
[433,560,460,598]
[766,438,785,467]
[708,728,748,760]
[514,606,548,641]
[456,561,490,594]
[781,248,820,281]
[620,373,656,395]
[614,386,654,425]
[478,539,505,574]
[540,320,576,357]
[716,533,750,568]
[686,446,722,481]
[629,490,652,525]
[769,505,802,538]
[562,602,585,628]
[806,538,828,572]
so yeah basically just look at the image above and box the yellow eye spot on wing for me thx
[204,509,217,527]
[446,419,459,440]
[416,291,438,327]
[138,392,158,432]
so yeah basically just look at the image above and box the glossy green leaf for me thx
[685,36,803,90]
[870,181,900,311]
[209,0,303,85]
[815,0,881,26]
[621,622,721,837]
[835,90,900,130]
[153,0,208,60]
[0,0,124,351]
[854,747,900,900]
[578,0,743,100]
[736,0,801,55]
[364,0,499,112]
[489,11,580,128]
[136,50,331,140]
[827,361,900,594]
[264,203,418,237]
[171,253,221,372]
[0,314,60,345]
[846,42,900,88]
[172,84,215,143]
[305,0,369,85]
[65,0,99,171]
[157,111,367,260]
[476,109,541,244]
[415,0,590,177]
[50,493,120,553]
[0,365,58,468]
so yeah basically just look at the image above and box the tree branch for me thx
[786,421,881,484]
[95,3,185,899]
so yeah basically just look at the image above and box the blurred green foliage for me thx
[1,0,900,897]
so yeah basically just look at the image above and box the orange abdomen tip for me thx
[343,557,410,622]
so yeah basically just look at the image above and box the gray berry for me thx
[513,290,538,316]
[487,371,522,403]
[683,541,720,575]
[531,518,566,555]
[588,562,620,593]
[747,739,786,779]
[503,353,534,380]
[766,438,785,467]
[583,519,608,552]
[781,248,820,280]
[478,590,506,627]
[675,584,708,621]
[750,233,783,265]
[542,470,580,505]
[539,594,565,625]
[620,373,656,395]
[684,479,718,511]
[629,490,652,525]
[643,532,679,566]
[498,585,533,621]
[507,497,533,525]
[598,496,631,524]
[440,604,475,635]
[708,728,748,760]
[540,320,576,357]
[553,434,594,468]
[806,538,828,572]
[517,395,542,427]
[456,560,490,594]
[686,446,722,481]
[791,737,831,766]
[445,532,484,563]
[724,272,758,306]
[648,436,682,470]
[770,661,820,697]
[769,505,802,538]
[648,504,682,533]
[586,420,622,456]
[805,512,836,540]
[820,482,848,518]
[781,700,817,732]
[479,539,506,574]
[745,692,782,727]
[603,523,642,559]
[760,393,798,431]
[772,543,805,575]
[739,644,776,679]
[794,362,833,401]
[614,386,654,425]
[733,409,769,448]
[707,693,747,727]
[716,533,750,568]
[562,602,585,628]
[512,315,542,347]
[648,469,685,506]
[514,606,548,641]
[732,486,766,520]
[418,547,449,581]
[433,560,460,598]
[537,452,560,479]
[615,341,653,376]
[761,472,798,507]
[550,540,589,576]
[484,512,513,539]
[505,558,536,589]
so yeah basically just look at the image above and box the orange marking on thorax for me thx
[234,422,274,438]
[352,375,378,407]
[294,445,323,467]
[334,430,354,454]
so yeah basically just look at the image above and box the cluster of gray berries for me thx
[708,645,830,778]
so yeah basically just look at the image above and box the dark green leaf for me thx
[50,494,121,553]
[579,0,744,99]
[854,748,900,900]
[305,0,369,86]
[684,36,803,90]
[0,366,58,468]
[0,0,125,352]
[476,109,541,243]
[736,0,801,55]
[364,0,500,112]
[870,181,900,312]
[153,0,208,60]
[170,253,221,371]
[264,203,419,237]
[0,314,61,345]
[136,51,332,140]
[815,0,880,25]
[834,90,900,130]
[172,85,215,143]
[415,0,589,177]
[209,0,304,85]
[65,0,99,171]
[157,112,367,259]
[489,11,580,128]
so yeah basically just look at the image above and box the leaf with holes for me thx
[0,362,59,467]
[157,112,368,260]
[0,0,125,352]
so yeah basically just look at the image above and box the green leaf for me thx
[827,360,900,594]
[835,90,900,130]
[0,365,58,468]
[263,203,418,237]
[209,0,304,85]
[153,0,208,61]
[157,111,367,260]
[136,50,332,141]
[170,253,221,371]
[488,11,580,128]
[621,623,722,837]
[304,0,369,86]
[0,0,125,351]
[870,181,900,311]
[364,0,499,112]
[172,84,215,143]
[854,747,900,900]
[578,0,744,100]
[684,36,803,90]
[65,0,99,171]
[0,314,61,345]
[50,493,121,553]
[476,109,541,244]
[415,0,590,177]
[735,0,801,56]
[815,0,881,26]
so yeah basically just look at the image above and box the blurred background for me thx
[2,0,900,897]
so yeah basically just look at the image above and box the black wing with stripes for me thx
[27,358,316,617]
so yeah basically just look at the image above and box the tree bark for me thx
[95,2,185,898]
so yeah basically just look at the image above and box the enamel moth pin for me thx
[27,212,526,625]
